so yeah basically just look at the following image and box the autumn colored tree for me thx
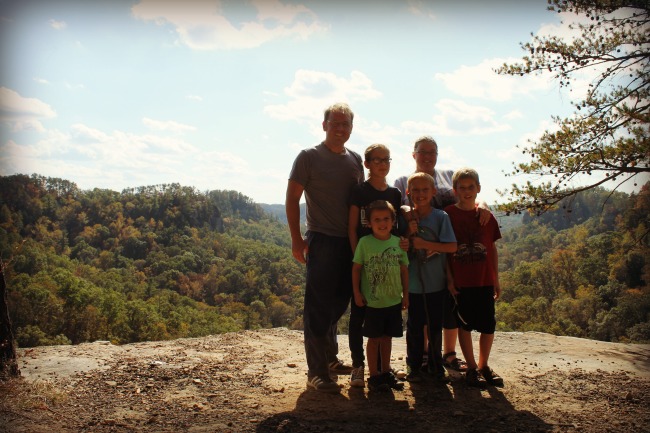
[497,0,649,215]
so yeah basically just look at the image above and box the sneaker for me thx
[329,360,354,375]
[307,375,341,393]
[350,366,365,388]
[381,371,405,391]
[405,366,423,383]
[431,369,450,384]
[480,366,504,387]
[367,374,390,392]
[465,368,487,388]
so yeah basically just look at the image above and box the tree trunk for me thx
[0,264,20,379]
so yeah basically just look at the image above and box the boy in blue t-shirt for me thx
[352,200,409,391]
[400,172,457,383]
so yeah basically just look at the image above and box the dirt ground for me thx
[1,328,649,433]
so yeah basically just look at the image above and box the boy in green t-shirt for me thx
[352,200,409,391]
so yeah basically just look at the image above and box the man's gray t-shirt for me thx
[394,168,456,210]
[289,142,364,237]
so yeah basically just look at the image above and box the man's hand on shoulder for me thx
[476,201,492,226]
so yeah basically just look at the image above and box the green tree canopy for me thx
[496,0,649,215]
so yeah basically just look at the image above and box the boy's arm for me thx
[348,205,360,252]
[411,237,457,254]
[352,263,366,307]
[400,264,409,310]
[410,211,457,254]
[491,242,501,300]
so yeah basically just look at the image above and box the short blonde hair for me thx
[452,167,480,189]
[364,143,390,161]
[407,172,435,191]
[324,102,354,123]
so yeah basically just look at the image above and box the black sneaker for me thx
[367,374,390,392]
[307,375,340,393]
[406,366,423,383]
[381,371,404,391]
[465,368,487,388]
[329,360,354,375]
[431,369,450,384]
[480,366,504,387]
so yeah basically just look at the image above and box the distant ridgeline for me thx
[0,174,648,347]
[259,203,306,226]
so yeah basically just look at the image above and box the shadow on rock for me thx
[257,378,553,433]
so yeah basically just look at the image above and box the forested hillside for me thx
[1,174,648,347]
[496,185,649,342]
[0,174,304,347]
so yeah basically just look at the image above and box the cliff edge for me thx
[2,328,649,433]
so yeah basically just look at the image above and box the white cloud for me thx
[497,118,556,163]
[33,77,50,85]
[353,120,402,147]
[131,0,327,50]
[142,117,196,134]
[0,87,56,132]
[435,58,552,102]
[504,110,524,121]
[68,124,198,163]
[264,70,382,124]
[186,94,203,101]
[49,19,66,30]
[64,82,85,90]
[0,87,56,118]
[403,99,510,137]
[0,122,235,191]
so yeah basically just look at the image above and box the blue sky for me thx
[1,0,603,205]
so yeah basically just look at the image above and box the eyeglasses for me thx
[327,120,352,129]
[369,157,392,164]
[415,150,437,156]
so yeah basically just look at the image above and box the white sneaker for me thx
[350,366,365,387]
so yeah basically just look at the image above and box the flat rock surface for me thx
[2,328,649,432]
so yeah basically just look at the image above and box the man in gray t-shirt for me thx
[286,102,364,393]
